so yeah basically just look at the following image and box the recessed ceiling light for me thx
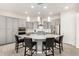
[43,6,47,9]
[64,6,69,10]
[37,16,40,22]
[31,5,34,8]
[38,12,40,14]
[25,11,28,14]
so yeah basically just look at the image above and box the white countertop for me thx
[18,34,61,40]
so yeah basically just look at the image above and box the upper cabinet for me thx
[33,21,39,29]
[18,19,26,27]
[26,22,34,29]
[43,21,51,29]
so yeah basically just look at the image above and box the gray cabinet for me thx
[12,18,19,42]
[6,17,13,43]
[22,19,26,27]
[43,21,51,29]
[0,16,26,45]
[18,19,22,27]
[0,16,6,45]
[18,19,26,27]
[26,22,34,29]
[34,21,39,29]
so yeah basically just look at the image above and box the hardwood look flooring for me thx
[0,43,79,56]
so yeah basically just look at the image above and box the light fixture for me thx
[43,6,47,9]
[64,6,69,10]
[26,16,30,22]
[31,5,34,8]
[48,16,51,22]
[37,16,40,22]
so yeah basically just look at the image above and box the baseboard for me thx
[63,43,76,48]
[0,42,15,46]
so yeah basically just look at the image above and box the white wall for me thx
[60,11,76,46]
[76,13,79,48]
[0,10,26,19]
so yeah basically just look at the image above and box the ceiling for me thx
[0,3,77,18]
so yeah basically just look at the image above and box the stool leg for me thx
[59,44,61,54]
[46,47,47,56]
[42,44,43,53]
[36,44,37,54]
[52,47,54,56]
[61,43,63,51]
[24,47,26,56]
[31,49,32,56]
[15,43,18,53]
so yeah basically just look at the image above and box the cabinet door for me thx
[13,18,18,42]
[43,21,51,29]
[55,25,59,35]
[18,19,26,27]
[18,19,23,27]
[6,17,13,43]
[34,21,38,29]
[0,16,6,45]
[22,19,26,27]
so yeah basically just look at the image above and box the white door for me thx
[0,16,6,45]
[6,17,13,43]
